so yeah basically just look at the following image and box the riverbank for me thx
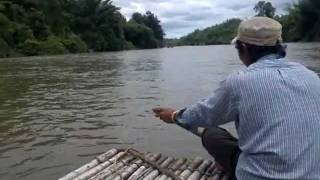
[0,1,164,58]
[166,0,320,47]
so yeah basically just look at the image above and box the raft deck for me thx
[59,148,229,180]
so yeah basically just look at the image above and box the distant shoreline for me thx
[2,42,319,59]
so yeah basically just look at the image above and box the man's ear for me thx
[241,43,247,52]
[241,44,252,66]
[242,44,250,58]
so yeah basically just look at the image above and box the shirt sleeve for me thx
[175,79,238,129]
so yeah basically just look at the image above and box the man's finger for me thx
[152,108,162,113]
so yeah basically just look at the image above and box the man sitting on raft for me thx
[153,17,320,180]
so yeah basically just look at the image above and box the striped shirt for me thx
[177,54,320,179]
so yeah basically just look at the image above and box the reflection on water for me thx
[0,43,319,180]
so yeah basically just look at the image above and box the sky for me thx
[113,0,297,38]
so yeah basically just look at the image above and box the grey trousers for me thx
[201,127,241,179]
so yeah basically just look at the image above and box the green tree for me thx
[39,36,68,55]
[0,0,164,58]
[176,19,241,46]
[12,23,34,46]
[129,11,165,46]
[131,12,145,24]
[0,1,27,23]
[71,0,126,51]
[277,4,301,42]
[278,0,320,42]
[297,0,320,41]
[254,1,276,18]
[0,38,11,57]
[124,21,158,49]
[39,0,72,37]
[60,34,88,53]
[27,9,50,40]
[18,39,41,56]
[144,11,165,43]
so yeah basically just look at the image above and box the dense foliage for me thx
[278,0,320,42]
[254,1,276,18]
[168,0,320,47]
[125,11,165,49]
[171,18,241,46]
[0,0,164,58]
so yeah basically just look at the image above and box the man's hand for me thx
[152,107,176,124]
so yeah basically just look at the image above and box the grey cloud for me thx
[182,12,222,21]
[227,4,250,11]
[161,11,187,17]
[183,14,208,21]
[162,19,196,29]
[113,0,297,38]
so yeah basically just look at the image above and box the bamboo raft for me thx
[59,148,229,180]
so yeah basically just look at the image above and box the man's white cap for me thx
[232,17,282,46]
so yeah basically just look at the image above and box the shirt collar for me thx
[257,54,282,62]
[248,54,286,69]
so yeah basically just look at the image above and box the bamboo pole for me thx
[205,161,216,174]
[73,151,126,180]
[121,153,154,180]
[143,169,160,180]
[166,158,187,180]
[143,157,174,180]
[149,153,162,161]
[107,159,143,180]
[127,153,161,180]
[187,159,212,180]
[58,148,118,180]
[127,162,150,180]
[168,158,186,172]
[212,165,223,176]
[139,164,157,179]
[160,157,174,168]
[199,176,208,180]
[88,155,135,180]
[174,160,189,176]
[209,174,221,180]
[200,160,218,180]
[140,155,167,179]
[201,166,220,180]
[61,148,226,180]
[156,155,168,164]
[152,157,174,180]
[138,154,165,179]
[199,162,215,180]
[136,154,166,179]
[179,157,203,179]
[127,149,180,180]
[155,174,167,180]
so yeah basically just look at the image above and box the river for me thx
[0,43,319,180]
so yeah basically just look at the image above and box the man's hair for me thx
[235,40,287,63]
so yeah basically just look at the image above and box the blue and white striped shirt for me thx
[177,54,320,179]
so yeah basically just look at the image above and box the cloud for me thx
[113,0,297,38]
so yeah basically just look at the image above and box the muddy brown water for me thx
[0,43,319,180]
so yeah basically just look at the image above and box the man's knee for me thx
[202,127,237,150]
[201,127,239,175]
